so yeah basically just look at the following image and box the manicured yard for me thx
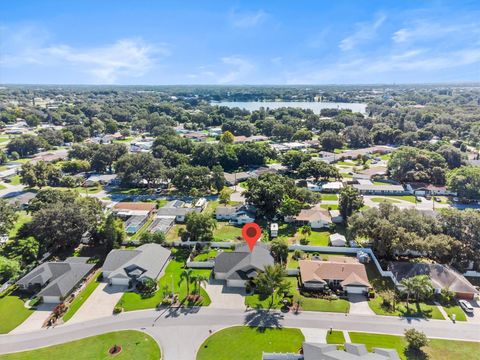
[294,229,330,246]
[0,290,35,334]
[196,326,304,360]
[205,200,241,215]
[0,330,161,360]
[287,252,299,269]
[346,331,480,360]
[326,330,346,344]
[9,211,32,238]
[320,204,339,210]
[213,222,242,241]
[9,175,21,185]
[442,304,466,321]
[364,262,444,319]
[63,272,102,322]
[192,249,231,262]
[117,249,211,311]
[245,277,350,313]
[0,183,5,190]
[321,194,338,201]
[371,197,401,204]
[389,195,417,203]
[156,199,168,208]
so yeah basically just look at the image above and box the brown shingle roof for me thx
[299,259,370,287]
[113,202,156,212]
[295,208,331,222]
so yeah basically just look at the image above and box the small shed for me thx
[357,251,370,264]
[329,233,347,247]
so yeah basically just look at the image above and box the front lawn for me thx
[245,277,350,313]
[368,295,444,319]
[196,326,304,360]
[193,249,231,262]
[371,197,401,204]
[442,304,466,321]
[389,195,417,204]
[0,290,35,334]
[165,224,186,242]
[320,204,339,210]
[213,222,242,241]
[321,194,338,201]
[346,331,480,360]
[9,175,21,185]
[326,330,345,344]
[117,249,211,311]
[0,330,161,360]
[63,272,101,322]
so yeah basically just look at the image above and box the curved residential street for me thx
[1,307,479,360]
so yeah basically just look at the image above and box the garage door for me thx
[345,286,366,294]
[111,278,130,286]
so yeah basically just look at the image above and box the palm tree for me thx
[300,225,311,240]
[410,275,434,303]
[180,269,193,295]
[400,277,415,310]
[253,264,288,307]
[194,274,208,295]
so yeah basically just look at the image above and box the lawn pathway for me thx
[301,328,328,343]
[434,302,450,321]
[343,330,351,342]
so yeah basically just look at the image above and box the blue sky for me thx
[1,0,479,85]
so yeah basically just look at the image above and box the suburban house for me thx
[286,207,332,229]
[329,233,347,247]
[405,183,457,196]
[84,173,117,187]
[388,262,479,299]
[352,184,407,195]
[299,257,371,294]
[263,343,399,360]
[156,200,201,222]
[224,171,253,185]
[214,244,274,288]
[130,140,153,153]
[307,181,343,193]
[113,202,156,234]
[215,204,255,225]
[6,191,37,209]
[102,244,171,286]
[16,257,95,303]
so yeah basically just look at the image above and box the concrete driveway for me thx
[204,279,246,309]
[68,283,126,324]
[464,299,480,323]
[348,294,375,315]
[9,303,55,334]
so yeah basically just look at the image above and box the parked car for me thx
[416,197,422,202]
[434,197,441,202]
[459,300,474,314]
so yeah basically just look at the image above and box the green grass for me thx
[0,330,161,360]
[213,222,242,241]
[295,230,330,246]
[204,200,240,215]
[156,199,168,208]
[321,194,338,201]
[371,197,401,204]
[165,224,186,242]
[9,211,32,238]
[0,136,9,143]
[193,249,231,262]
[320,204,339,210]
[0,290,35,334]
[9,175,21,185]
[346,332,480,360]
[245,277,350,313]
[368,296,444,319]
[0,183,5,190]
[389,195,417,204]
[326,330,345,344]
[442,304,466,321]
[287,252,300,269]
[372,181,390,185]
[63,272,101,322]
[117,249,211,311]
[196,326,304,360]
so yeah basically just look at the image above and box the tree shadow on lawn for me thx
[244,305,284,332]
[404,348,429,360]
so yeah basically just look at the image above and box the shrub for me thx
[299,238,310,245]
[113,306,123,314]
[405,329,428,352]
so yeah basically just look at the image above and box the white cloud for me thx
[339,14,386,51]
[218,56,255,84]
[230,10,267,28]
[1,26,166,83]
[392,21,478,44]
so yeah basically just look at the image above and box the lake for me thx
[212,101,367,114]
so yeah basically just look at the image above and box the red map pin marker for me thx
[242,223,262,252]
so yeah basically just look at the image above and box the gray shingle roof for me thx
[103,244,171,281]
[301,342,400,359]
[17,257,94,298]
[388,262,478,295]
[214,243,274,281]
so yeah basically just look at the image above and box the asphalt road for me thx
[1,307,479,359]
